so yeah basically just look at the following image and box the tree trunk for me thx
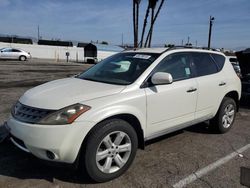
[140,4,150,47]
[135,2,139,48]
[133,1,137,48]
[144,0,165,47]
[148,8,154,47]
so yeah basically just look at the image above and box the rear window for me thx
[191,53,218,77]
[12,49,21,52]
[211,54,225,71]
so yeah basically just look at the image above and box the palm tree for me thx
[144,0,165,47]
[133,0,141,48]
[148,0,158,47]
[139,1,150,47]
[133,1,136,47]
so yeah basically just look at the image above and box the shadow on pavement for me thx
[185,122,219,134]
[240,96,250,110]
[145,130,184,146]
[0,140,94,185]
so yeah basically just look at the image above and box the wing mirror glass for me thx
[151,72,173,85]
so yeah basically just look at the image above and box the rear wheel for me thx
[19,56,26,61]
[210,97,236,133]
[82,119,138,182]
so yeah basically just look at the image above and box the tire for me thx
[19,56,26,61]
[210,97,237,133]
[82,119,138,182]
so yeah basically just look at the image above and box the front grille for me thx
[12,102,55,124]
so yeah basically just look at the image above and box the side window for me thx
[12,49,21,52]
[210,54,225,71]
[154,53,192,81]
[3,48,11,52]
[191,53,218,77]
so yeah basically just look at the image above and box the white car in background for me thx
[0,47,31,61]
[6,47,241,182]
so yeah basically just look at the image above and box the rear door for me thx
[10,49,21,59]
[191,52,226,120]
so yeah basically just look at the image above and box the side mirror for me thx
[151,72,173,85]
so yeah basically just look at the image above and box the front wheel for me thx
[19,56,27,61]
[83,119,138,182]
[210,97,236,133]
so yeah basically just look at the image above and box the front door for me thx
[145,52,198,138]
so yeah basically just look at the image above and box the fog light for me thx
[46,150,55,160]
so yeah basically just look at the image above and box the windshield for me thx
[77,52,159,85]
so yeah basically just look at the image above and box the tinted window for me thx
[154,53,192,81]
[78,52,159,85]
[12,49,21,52]
[229,58,238,63]
[192,53,218,77]
[211,54,225,71]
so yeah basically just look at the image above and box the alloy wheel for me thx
[96,131,132,174]
[222,104,235,128]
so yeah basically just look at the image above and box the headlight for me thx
[38,103,91,125]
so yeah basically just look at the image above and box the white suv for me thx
[6,47,241,182]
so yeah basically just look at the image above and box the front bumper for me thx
[7,117,95,164]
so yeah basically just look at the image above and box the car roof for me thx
[125,48,168,54]
[1,47,23,51]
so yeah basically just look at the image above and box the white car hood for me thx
[19,78,125,109]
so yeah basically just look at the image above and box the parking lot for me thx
[0,59,249,188]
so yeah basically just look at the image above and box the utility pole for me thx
[37,25,40,41]
[208,16,215,49]
[187,36,190,46]
[122,33,123,46]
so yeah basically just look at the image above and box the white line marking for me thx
[173,144,250,188]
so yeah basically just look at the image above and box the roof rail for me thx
[164,45,220,52]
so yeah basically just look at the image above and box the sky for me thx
[0,0,250,49]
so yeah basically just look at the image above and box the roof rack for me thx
[163,46,220,53]
[122,46,221,54]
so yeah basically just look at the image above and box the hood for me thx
[19,78,125,109]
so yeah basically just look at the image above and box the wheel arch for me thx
[81,113,145,154]
[19,55,27,61]
[224,91,240,111]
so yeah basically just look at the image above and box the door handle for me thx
[187,88,197,93]
[219,82,226,86]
